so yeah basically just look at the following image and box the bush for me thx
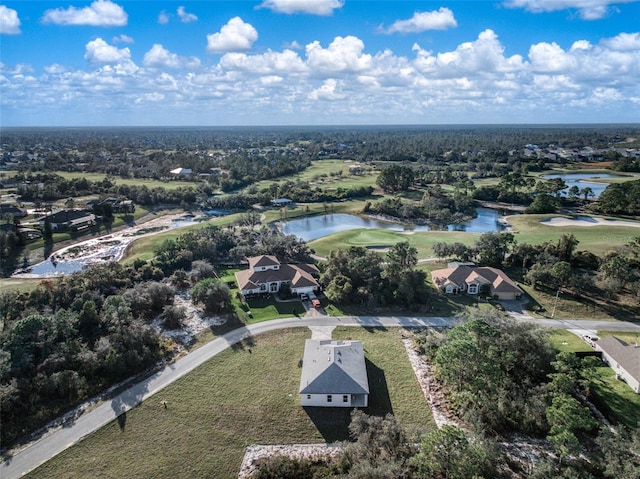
[161,305,186,330]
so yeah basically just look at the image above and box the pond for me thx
[14,214,203,278]
[280,208,511,242]
[541,172,619,197]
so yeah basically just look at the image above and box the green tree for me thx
[386,241,417,271]
[412,425,498,479]
[376,165,414,192]
[474,232,515,267]
[191,278,232,314]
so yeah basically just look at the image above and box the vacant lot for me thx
[27,327,435,479]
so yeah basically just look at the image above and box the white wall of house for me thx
[601,352,640,393]
[292,286,318,295]
[301,393,367,407]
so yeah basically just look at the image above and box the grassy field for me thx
[51,171,198,191]
[547,330,593,353]
[309,228,479,259]
[545,330,640,428]
[26,327,435,479]
[590,367,640,429]
[508,214,640,257]
[518,283,624,321]
[251,159,378,192]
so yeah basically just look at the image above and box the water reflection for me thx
[281,208,510,242]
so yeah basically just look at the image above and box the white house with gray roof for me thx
[595,336,640,394]
[299,339,369,408]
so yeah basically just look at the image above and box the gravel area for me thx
[238,444,344,479]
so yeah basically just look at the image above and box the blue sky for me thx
[1,0,639,126]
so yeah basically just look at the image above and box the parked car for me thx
[312,298,321,309]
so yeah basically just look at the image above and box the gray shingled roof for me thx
[597,336,640,381]
[299,340,369,395]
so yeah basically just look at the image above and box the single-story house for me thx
[169,167,193,176]
[38,209,96,232]
[271,198,292,207]
[0,204,27,218]
[431,263,523,300]
[87,197,135,214]
[234,255,319,297]
[299,339,369,408]
[595,336,640,394]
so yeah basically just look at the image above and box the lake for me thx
[280,208,510,242]
[541,172,619,197]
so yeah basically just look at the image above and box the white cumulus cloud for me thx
[42,0,127,27]
[601,32,640,50]
[306,36,372,74]
[0,5,21,34]
[259,0,344,15]
[143,44,200,69]
[529,41,577,72]
[177,6,198,23]
[383,8,457,34]
[309,79,345,100]
[220,49,307,74]
[503,0,635,20]
[413,29,525,77]
[84,38,131,63]
[207,17,258,53]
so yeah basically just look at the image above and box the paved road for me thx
[2,315,639,479]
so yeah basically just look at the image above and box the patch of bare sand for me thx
[541,216,640,228]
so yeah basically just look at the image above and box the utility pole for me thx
[551,289,562,318]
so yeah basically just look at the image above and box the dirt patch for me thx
[401,336,465,430]
[151,290,227,346]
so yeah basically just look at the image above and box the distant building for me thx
[38,209,96,232]
[595,336,640,394]
[299,339,369,407]
[234,255,319,297]
[431,264,523,300]
[271,198,292,207]
[169,167,193,176]
[86,197,135,214]
[0,204,27,218]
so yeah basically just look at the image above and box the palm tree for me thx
[579,186,595,201]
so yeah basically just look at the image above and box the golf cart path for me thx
[2,315,639,479]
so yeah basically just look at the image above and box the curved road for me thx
[2,315,639,479]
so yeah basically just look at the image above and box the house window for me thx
[468,284,478,294]
[307,395,311,400]
[343,395,348,403]
[260,284,267,291]
[270,282,278,292]
[327,395,332,403]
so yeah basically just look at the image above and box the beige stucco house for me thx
[431,263,523,300]
[234,255,319,297]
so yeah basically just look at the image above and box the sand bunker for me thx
[541,216,640,228]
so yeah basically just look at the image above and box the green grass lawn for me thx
[26,327,435,479]
[518,283,623,321]
[547,330,593,353]
[309,228,479,259]
[508,214,640,257]
[52,171,198,191]
[244,296,305,323]
[590,367,640,429]
[251,159,378,192]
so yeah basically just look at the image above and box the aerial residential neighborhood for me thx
[1,0,640,477]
